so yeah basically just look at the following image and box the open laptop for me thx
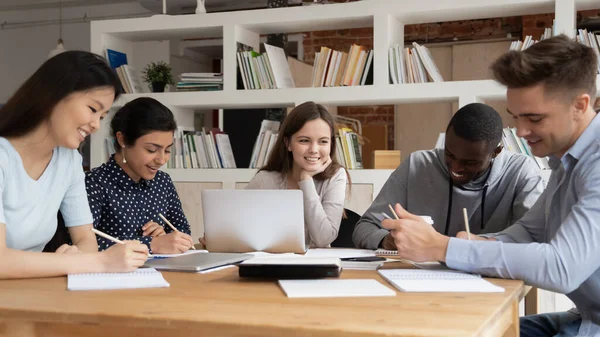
[202,189,306,254]
[144,252,251,272]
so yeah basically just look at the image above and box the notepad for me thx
[378,269,504,293]
[67,268,170,291]
[278,279,396,298]
[375,249,399,256]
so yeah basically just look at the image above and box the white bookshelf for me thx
[90,0,600,170]
[89,0,599,172]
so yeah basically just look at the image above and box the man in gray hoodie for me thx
[353,103,545,250]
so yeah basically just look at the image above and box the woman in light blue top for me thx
[0,51,149,279]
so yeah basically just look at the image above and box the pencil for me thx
[90,228,153,257]
[462,208,471,240]
[388,204,400,220]
[91,228,125,244]
[158,213,196,250]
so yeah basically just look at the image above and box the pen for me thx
[158,213,195,250]
[91,228,153,257]
[462,208,471,240]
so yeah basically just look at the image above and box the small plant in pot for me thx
[142,61,174,93]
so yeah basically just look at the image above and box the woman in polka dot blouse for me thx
[86,97,194,254]
[245,102,349,248]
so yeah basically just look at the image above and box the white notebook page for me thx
[378,269,504,293]
[68,268,170,291]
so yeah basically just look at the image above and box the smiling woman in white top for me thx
[246,101,349,248]
[0,51,149,279]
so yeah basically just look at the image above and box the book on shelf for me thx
[176,72,223,92]
[577,28,600,74]
[388,42,443,84]
[336,126,363,169]
[104,49,146,94]
[508,27,553,51]
[236,43,295,90]
[249,120,281,169]
[166,127,236,169]
[311,44,373,87]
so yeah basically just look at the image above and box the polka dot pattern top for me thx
[85,155,190,252]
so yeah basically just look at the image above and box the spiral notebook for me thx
[378,269,504,293]
[67,268,170,291]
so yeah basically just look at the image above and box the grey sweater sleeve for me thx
[299,168,347,248]
[352,161,409,249]
[487,175,550,244]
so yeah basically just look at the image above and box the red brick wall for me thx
[301,5,600,152]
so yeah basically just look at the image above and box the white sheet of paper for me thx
[278,279,396,298]
[305,248,376,259]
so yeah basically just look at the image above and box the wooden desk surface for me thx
[0,266,524,337]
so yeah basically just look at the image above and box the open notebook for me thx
[378,269,504,293]
[67,268,170,291]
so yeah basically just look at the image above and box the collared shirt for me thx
[85,155,190,252]
[446,114,600,337]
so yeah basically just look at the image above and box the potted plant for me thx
[142,61,174,93]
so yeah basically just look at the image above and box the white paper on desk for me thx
[305,248,376,259]
[378,269,504,293]
[278,279,396,298]
[67,268,170,291]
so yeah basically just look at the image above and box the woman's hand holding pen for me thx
[150,232,195,254]
[100,240,149,272]
[142,221,166,237]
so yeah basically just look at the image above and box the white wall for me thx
[0,2,151,102]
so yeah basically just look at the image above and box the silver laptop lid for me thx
[202,189,306,253]
[144,252,251,272]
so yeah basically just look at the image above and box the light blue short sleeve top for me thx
[0,137,93,252]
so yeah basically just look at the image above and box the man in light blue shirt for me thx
[381,34,600,337]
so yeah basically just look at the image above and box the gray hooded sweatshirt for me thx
[353,148,545,249]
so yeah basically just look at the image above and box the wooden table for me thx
[0,266,524,337]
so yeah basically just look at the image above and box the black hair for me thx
[0,50,122,137]
[446,103,503,150]
[111,97,177,150]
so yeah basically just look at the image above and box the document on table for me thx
[278,279,396,298]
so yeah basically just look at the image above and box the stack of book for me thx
[577,29,600,74]
[249,120,281,169]
[508,28,553,51]
[335,126,363,169]
[310,44,373,87]
[501,127,550,170]
[105,48,145,94]
[388,42,443,84]
[168,127,236,169]
[176,73,223,92]
[237,43,295,90]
